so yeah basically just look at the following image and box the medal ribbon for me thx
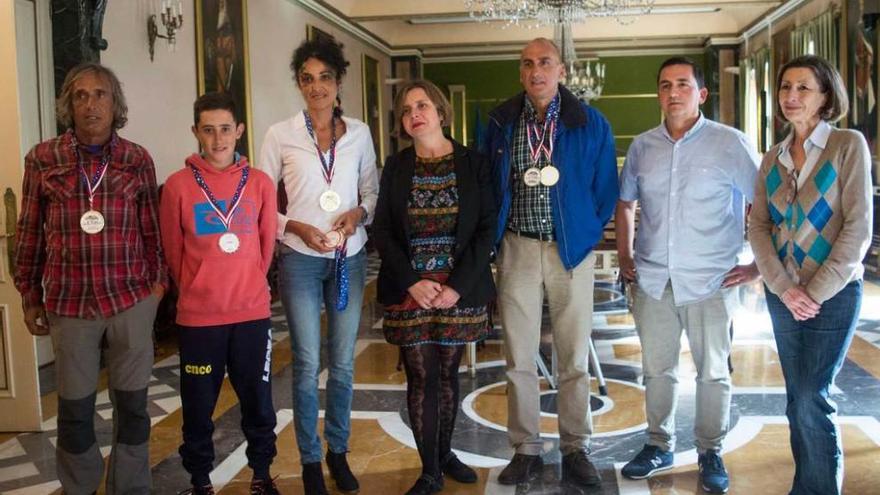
[334,240,349,311]
[71,130,115,210]
[526,95,561,167]
[189,161,249,231]
[303,110,338,186]
[302,111,349,309]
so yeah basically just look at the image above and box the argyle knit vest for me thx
[755,128,872,303]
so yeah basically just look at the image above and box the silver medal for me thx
[319,190,342,212]
[540,165,560,186]
[80,210,105,234]
[218,232,240,253]
[523,167,542,187]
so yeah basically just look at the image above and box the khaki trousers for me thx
[497,232,596,455]
[632,282,732,452]
[48,294,158,495]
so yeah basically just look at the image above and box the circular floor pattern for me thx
[462,377,648,439]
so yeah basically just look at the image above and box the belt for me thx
[507,228,555,242]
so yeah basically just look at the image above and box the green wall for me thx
[424,54,708,156]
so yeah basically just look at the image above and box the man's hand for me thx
[408,280,443,310]
[332,207,365,237]
[781,286,821,321]
[23,304,49,336]
[431,285,461,309]
[151,283,165,300]
[722,262,761,288]
[619,254,637,282]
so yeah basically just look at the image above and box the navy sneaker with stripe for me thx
[621,444,674,480]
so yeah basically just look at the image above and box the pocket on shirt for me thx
[42,173,76,203]
[684,166,730,202]
[106,171,140,202]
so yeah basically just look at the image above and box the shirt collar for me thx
[660,112,706,142]
[522,93,561,124]
[776,120,832,159]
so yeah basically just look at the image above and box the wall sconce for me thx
[147,0,184,62]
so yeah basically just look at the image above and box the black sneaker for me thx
[497,453,543,485]
[561,450,602,486]
[441,452,477,483]
[250,477,280,495]
[404,474,444,495]
[621,444,674,479]
[302,462,329,495]
[178,485,215,495]
[326,450,360,492]
[698,450,729,494]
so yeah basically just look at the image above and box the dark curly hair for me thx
[290,38,350,85]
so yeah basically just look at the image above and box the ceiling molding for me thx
[423,46,706,63]
[740,0,810,39]
[349,1,781,22]
[292,0,422,58]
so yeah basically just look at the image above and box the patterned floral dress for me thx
[383,153,490,346]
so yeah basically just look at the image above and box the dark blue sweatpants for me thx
[178,318,277,486]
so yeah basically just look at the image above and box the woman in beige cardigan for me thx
[748,55,873,495]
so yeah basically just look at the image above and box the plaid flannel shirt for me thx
[14,130,167,319]
[508,98,555,234]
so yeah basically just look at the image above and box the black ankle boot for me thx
[326,450,359,492]
[302,462,328,495]
[405,474,444,495]
[441,452,477,483]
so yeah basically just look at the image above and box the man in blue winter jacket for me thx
[484,37,619,488]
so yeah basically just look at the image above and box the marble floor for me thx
[1,263,879,494]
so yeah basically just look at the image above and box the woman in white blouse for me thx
[258,38,378,495]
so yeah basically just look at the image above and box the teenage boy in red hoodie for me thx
[159,92,280,495]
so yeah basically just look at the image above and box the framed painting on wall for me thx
[195,0,254,158]
[306,24,335,44]
[847,0,880,156]
[362,54,384,161]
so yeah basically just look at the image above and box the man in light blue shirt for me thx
[615,57,760,494]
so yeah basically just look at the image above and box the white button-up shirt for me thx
[776,119,832,188]
[619,115,760,305]
[258,112,379,258]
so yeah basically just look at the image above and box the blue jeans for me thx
[765,280,862,495]
[278,247,366,464]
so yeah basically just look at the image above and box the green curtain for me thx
[743,48,772,151]
[791,11,839,66]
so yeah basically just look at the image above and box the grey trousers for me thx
[632,282,732,453]
[497,232,596,455]
[48,294,158,495]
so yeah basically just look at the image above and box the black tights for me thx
[400,344,465,479]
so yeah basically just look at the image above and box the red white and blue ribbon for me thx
[188,158,249,231]
[70,130,116,210]
[301,110,349,311]
[303,110,339,187]
[526,94,561,167]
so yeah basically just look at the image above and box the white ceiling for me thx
[306,0,787,58]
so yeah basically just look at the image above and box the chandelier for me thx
[555,22,604,102]
[465,0,655,27]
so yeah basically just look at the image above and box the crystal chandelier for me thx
[465,0,655,27]
[555,22,604,102]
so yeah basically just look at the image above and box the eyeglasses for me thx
[785,168,799,204]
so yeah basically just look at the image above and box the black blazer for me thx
[372,139,497,307]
